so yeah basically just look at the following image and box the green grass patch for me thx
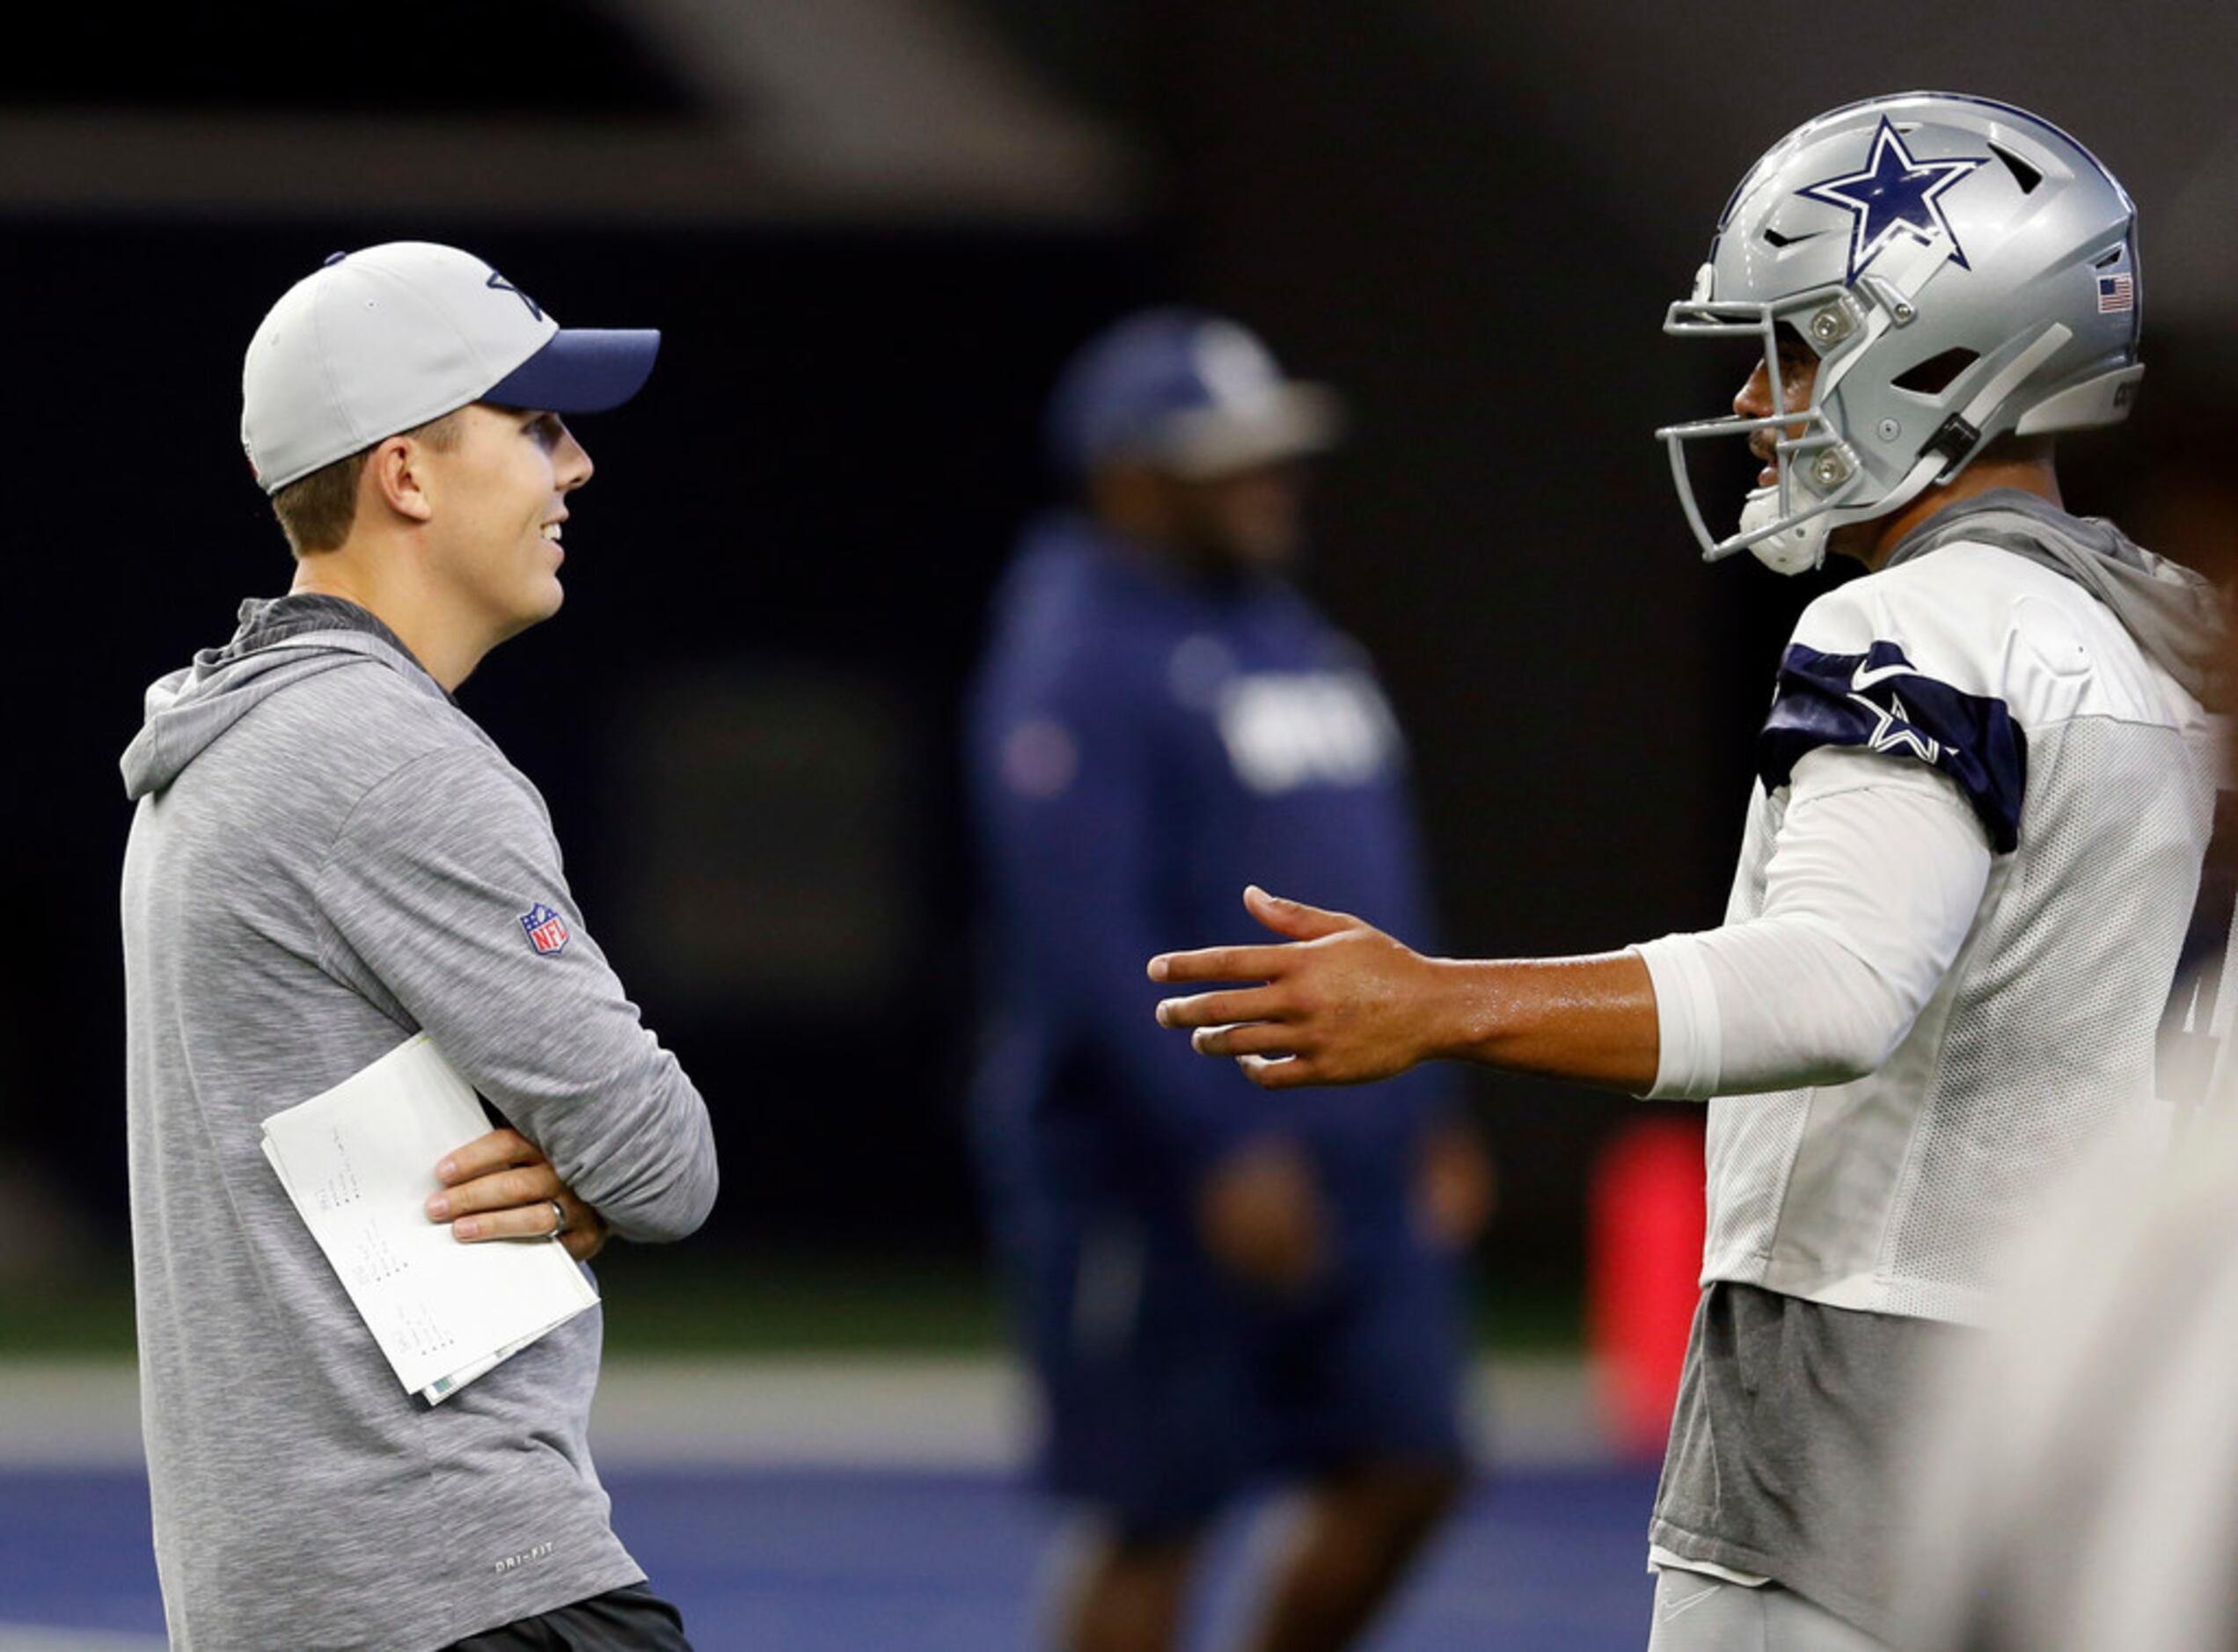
[0,1252,1585,1358]
[596,1251,1008,1355]
[596,1250,1583,1356]
[0,1268,138,1356]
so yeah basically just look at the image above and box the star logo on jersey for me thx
[1796,117,1988,286]
[1848,689,1942,764]
[519,903,570,956]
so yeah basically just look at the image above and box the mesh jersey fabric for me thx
[1693,535,2219,1324]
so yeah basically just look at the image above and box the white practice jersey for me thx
[1697,537,2219,1325]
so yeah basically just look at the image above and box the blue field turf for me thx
[0,1466,1658,1648]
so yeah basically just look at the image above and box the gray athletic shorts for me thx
[1647,1569,1889,1651]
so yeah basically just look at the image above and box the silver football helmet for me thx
[1657,92,2142,574]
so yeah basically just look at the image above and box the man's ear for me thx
[364,435,436,525]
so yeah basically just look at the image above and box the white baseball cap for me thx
[241,241,661,494]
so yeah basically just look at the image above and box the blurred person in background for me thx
[967,309,1494,1652]
[1149,95,2221,1650]
[121,243,715,1649]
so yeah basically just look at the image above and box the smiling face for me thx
[414,402,593,643]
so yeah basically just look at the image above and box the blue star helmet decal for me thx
[1796,116,1989,286]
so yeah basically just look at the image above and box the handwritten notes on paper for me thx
[261,1034,598,1403]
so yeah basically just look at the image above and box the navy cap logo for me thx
[486,270,544,322]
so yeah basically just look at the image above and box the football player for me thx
[1146,92,2222,1649]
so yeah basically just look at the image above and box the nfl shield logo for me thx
[520,903,571,956]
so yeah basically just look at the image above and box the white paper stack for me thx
[261,1034,599,1404]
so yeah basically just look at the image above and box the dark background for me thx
[8,0,2235,1308]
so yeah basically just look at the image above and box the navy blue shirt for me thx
[967,513,1453,1252]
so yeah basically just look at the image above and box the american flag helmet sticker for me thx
[520,903,571,956]
[2096,273,2135,314]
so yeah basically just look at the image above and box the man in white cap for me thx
[121,243,716,1649]
[967,309,1491,1652]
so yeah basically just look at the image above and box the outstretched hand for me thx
[1149,886,1445,1088]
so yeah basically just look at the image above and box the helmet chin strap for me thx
[1740,487,1831,574]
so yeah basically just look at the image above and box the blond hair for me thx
[270,410,464,556]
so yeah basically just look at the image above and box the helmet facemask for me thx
[1659,277,1888,574]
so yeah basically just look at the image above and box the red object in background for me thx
[1586,1115,1708,1462]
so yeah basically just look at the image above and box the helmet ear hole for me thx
[1892,347,1982,396]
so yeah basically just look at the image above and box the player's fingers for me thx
[558,1202,610,1263]
[1157,988,1286,1030]
[427,1161,563,1221]
[449,1197,568,1244]
[1239,1053,1316,1088]
[1243,885,1358,942]
[1147,944,1291,985]
[1190,1022,1304,1060]
[435,1128,545,1185]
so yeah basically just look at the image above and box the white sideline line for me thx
[593,1355,1031,1468]
[0,1355,1616,1472]
[0,1363,143,1468]
[0,1630,165,1651]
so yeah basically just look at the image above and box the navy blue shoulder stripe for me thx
[1758,640,2027,852]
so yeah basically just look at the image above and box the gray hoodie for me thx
[121,596,717,1649]
[1885,487,2224,705]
